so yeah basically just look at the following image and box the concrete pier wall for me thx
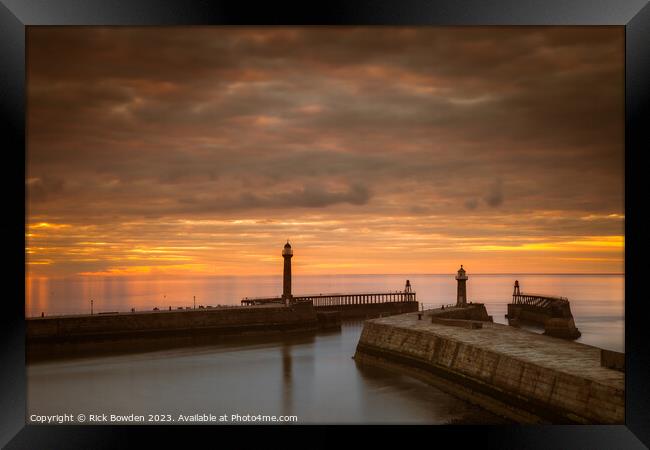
[354,312,624,424]
[316,311,341,330]
[430,303,492,321]
[27,303,319,343]
[508,304,551,325]
[314,301,418,319]
[507,304,581,339]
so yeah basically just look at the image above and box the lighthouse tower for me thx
[455,265,468,307]
[282,241,293,304]
[513,280,521,298]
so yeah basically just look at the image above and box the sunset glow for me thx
[27,27,624,279]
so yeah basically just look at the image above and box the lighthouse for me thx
[282,241,293,304]
[455,265,468,307]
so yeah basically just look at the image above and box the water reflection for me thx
[281,342,292,417]
[27,323,506,424]
[27,329,317,364]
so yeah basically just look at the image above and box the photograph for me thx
[23,25,627,427]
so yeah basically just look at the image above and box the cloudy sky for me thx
[26,27,624,278]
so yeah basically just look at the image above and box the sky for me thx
[26,27,624,278]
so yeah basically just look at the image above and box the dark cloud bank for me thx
[27,27,623,226]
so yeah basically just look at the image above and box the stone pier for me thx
[27,302,320,343]
[354,310,624,424]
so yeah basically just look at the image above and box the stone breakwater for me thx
[27,303,319,343]
[354,310,624,424]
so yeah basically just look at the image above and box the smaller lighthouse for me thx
[282,241,293,304]
[455,265,468,307]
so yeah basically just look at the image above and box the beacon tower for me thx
[282,241,293,303]
[455,265,468,307]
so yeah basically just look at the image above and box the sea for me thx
[26,274,624,424]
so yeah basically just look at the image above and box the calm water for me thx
[27,274,624,351]
[28,323,504,424]
[27,274,624,424]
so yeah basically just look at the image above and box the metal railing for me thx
[241,291,417,307]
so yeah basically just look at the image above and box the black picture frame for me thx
[1,1,648,448]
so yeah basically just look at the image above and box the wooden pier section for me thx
[242,291,415,306]
[511,292,569,308]
[241,291,418,319]
[506,281,580,339]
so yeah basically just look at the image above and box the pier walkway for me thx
[241,291,419,319]
[355,310,623,424]
[241,291,416,307]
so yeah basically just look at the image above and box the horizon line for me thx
[27,272,625,280]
